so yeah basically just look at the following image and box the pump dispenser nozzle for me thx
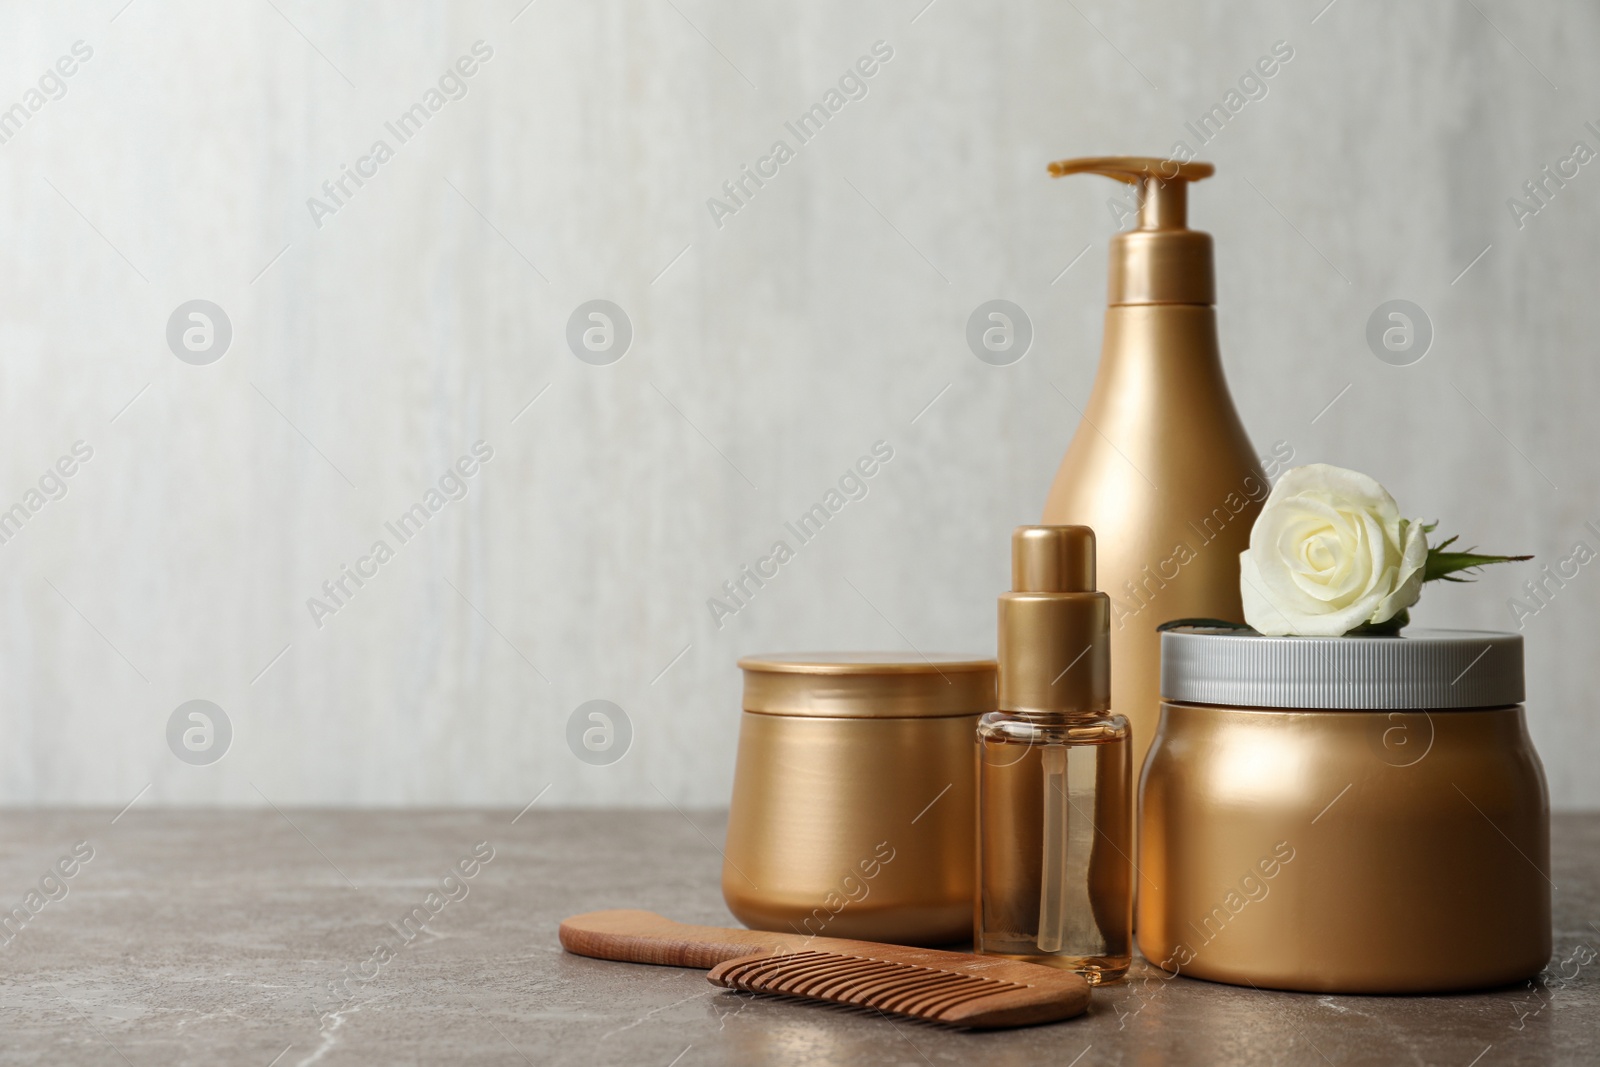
[1048,156,1216,306]
[997,526,1111,719]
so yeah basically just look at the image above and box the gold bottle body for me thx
[1042,304,1266,778]
[975,712,1133,984]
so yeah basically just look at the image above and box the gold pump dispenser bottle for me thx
[976,526,1132,984]
[1041,157,1267,782]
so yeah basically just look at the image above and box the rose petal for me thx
[1277,464,1400,519]
[1349,509,1391,600]
[1373,519,1429,623]
[1289,509,1363,604]
[1241,550,1298,636]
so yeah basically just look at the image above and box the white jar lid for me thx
[1160,627,1524,710]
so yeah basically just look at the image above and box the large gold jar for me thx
[724,653,995,946]
[1139,627,1550,993]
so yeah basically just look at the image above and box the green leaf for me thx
[1156,618,1254,633]
[1423,533,1533,584]
[1350,608,1409,636]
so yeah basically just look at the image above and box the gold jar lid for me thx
[738,652,997,718]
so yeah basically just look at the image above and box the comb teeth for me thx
[710,950,1025,1023]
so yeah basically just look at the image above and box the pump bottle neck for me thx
[1048,156,1217,307]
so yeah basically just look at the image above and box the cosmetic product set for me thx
[563,156,1550,1018]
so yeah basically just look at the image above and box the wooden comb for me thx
[558,909,1090,1029]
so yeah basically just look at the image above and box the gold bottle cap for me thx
[998,526,1111,717]
[738,652,997,718]
[1047,156,1216,307]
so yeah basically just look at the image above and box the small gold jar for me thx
[1139,627,1550,993]
[724,653,995,947]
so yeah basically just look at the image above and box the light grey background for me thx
[1,0,1595,809]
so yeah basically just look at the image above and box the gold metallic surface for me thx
[998,527,1111,718]
[1047,156,1216,184]
[724,656,993,946]
[1041,298,1265,780]
[1109,230,1214,306]
[1048,156,1216,306]
[1011,524,1095,593]
[737,652,996,718]
[1138,701,1551,993]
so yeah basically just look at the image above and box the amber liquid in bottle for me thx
[976,712,1133,984]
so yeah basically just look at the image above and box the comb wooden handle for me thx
[558,909,811,969]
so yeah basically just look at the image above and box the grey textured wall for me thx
[2,0,1596,809]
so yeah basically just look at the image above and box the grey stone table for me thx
[1,811,1596,1066]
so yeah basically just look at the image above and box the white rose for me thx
[1239,464,1427,637]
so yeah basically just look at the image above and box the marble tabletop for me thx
[1,809,1595,1066]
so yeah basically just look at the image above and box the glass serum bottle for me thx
[977,526,1132,984]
